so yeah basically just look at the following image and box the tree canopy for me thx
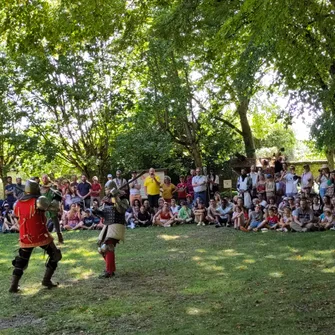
[0,0,333,179]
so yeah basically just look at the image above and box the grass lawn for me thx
[0,226,335,335]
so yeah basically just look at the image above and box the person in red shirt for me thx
[176,175,188,204]
[91,176,102,206]
[256,207,279,231]
[9,180,62,293]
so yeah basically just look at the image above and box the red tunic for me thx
[14,198,53,248]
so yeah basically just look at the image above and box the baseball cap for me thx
[107,174,112,178]
[186,194,192,198]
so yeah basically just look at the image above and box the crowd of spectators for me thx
[1,161,335,234]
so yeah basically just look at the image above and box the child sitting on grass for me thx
[176,201,193,224]
[206,199,220,225]
[256,207,279,231]
[232,206,245,230]
[194,202,206,226]
[320,208,335,230]
[277,207,293,232]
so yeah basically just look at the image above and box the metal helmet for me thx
[48,200,60,212]
[24,179,40,195]
[36,196,50,211]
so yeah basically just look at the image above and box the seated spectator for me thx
[126,205,140,229]
[161,176,177,203]
[214,192,222,204]
[232,206,245,230]
[320,208,334,230]
[76,209,101,230]
[176,201,193,224]
[63,187,75,211]
[176,176,188,204]
[170,199,180,218]
[257,207,279,231]
[206,199,220,225]
[137,206,152,227]
[185,194,194,210]
[247,205,264,231]
[194,202,206,226]
[63,203,82,230]
[277,207,293,232]
[2,203,19,233]
[311,196,322,217]
[266,197,277,209]
[216,198,233,228]
[153,203,174,227]
[157,197,165,212]
[321,195,332,211]
[278,197,289,216]
[143,199,155,220]
[291,199,314,232]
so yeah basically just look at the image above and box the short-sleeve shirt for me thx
[5,184,16,203]
[144,175,160,195]
[161,183,176,200]
[192,175,207,193]
[77,182,91,197]
[176,182,187,199]
[249,211,263,223]
[91,183,102,197]
[178,207,191,219]
[294,207,314,224]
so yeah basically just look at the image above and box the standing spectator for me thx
[301,164,314,197]
[316,166,331,199]
[129,171,142,206]
[40,174,63,244]
[5,177,16,209]
[77,175,92,209]
[113,170,128,197]
[186,169,196,199]
[161,176,176,203]
[282,165,298,197]
[70,175,78,188]
[90,176,102,206]
[249,165,259,197]
[105,174,113,188]
[192,167,207,205]
[237,169,252,209]
[256,174,266,199]
[144,168,161,211]
[207,169,219,199]
[176,176,188,204]
[14,177,25,200]
[265,174,275,202]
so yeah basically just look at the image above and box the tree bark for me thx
[190,142,202,167]
[325,148,334,170]
[237,97,256,158]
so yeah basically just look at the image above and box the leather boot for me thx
[57,232,64,244]
[9,275,20,293]
[42,267,59,289]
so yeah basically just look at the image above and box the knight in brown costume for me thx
[94,181,128,278]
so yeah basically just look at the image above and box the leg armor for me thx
[12,248,34,277]
[41,242,62,270]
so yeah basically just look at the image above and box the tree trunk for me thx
[190,143,202,167]
[237,97,256,158]
[325,148,334,170]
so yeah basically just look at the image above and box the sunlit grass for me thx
[1,227,335,334]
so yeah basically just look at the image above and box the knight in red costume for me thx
[9,179,62,293]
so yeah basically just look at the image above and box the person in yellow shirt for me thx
[161,176,176,203]
[144,168,161,210]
